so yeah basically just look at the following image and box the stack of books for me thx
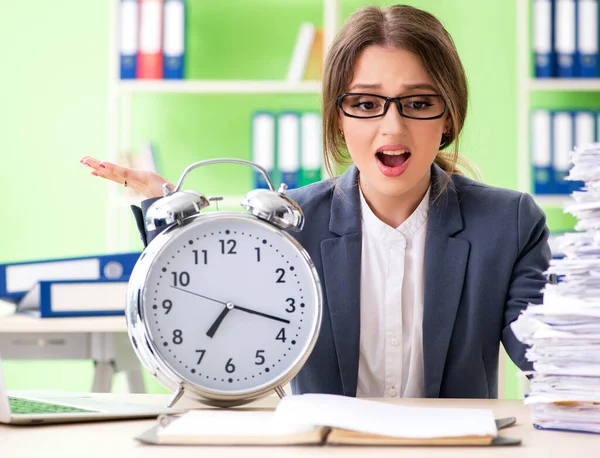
[0,253,140,318]
[512,142,600,434]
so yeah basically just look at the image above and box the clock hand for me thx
[206,302,234,338]
[232,305,290,324]
[170,285,226,306]
[171,285,290,325]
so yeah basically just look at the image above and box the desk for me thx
[0,314,144,393]
[1,396,598,458]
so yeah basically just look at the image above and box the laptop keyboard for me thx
[9,396,96,414]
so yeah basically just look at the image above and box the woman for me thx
[81,5,550,399]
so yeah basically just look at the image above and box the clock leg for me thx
[274,385,287,399]
[167,385,186,408]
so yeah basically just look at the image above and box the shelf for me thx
[528,79,600,92]
[117,80,322,95]
[533,195,572,208]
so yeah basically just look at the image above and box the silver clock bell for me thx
[145,158,304,233]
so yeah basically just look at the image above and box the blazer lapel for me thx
[321,166,362,396]
[423,165,470,397]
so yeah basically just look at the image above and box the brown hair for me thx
[322,4,479,185]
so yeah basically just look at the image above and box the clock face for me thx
[140,213,321,394]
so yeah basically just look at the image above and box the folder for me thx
[0,252,140,304]
[531,110,554,194]
[16,279,130,318]
[552,111,575,194]
[251,112,275,189]
[299,112,322,187]
[163,0,185,79]
[555,0,577,77]
[277,112,301,189]
[119,0,139,79]
[577,0,599,77]
[573,110,594,191]
[286,23,316,82]
[534,0,555,77]
[303,28,324,81]
[137,0,163,79]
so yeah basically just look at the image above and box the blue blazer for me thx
[134,163,550,399]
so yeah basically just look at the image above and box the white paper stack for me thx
[512,142,600,434]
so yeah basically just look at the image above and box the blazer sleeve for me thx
[502,193,551,372]
[130,197,162,248]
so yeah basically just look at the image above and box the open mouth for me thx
[376,150,411,168]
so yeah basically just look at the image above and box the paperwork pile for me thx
[512,143,600,434]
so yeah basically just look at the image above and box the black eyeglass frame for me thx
[337,93,448,120]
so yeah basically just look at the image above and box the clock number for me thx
[276,328,287,343]
[195,349,206,365]
[255,247,261,262]
[275,268,286,283]
[172,329,183,345]
[172,271,190,287]
[162,299,173,314]
[193,250,208,265]
[255,350,265,365]
[225,358,236,373]
[285,298,295,313]
[219,239,237,255]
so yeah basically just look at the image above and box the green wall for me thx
[0,1,577,397]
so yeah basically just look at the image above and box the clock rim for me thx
[126,211,323,406]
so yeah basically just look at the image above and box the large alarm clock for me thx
[126,159,323,408]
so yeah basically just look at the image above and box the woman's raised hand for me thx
[80,156,175,199]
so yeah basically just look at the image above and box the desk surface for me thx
[0,314,127,333]
[1,395,598,458]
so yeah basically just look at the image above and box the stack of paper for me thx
[512,142,600,434]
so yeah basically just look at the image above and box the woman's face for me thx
[339,45,449,199]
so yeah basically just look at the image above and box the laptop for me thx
[0,356,180,425]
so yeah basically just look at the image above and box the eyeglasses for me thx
[337,93,447,120]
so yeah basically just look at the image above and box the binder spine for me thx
[251,112,276,189]
[120,0,139,79]
[552,111,574,194]
[300,112,322,187]
[163,0,185,79]
[534,0,555,77]
[572,110,595,191]
[577,0,599,77]
[532,110,554,195]
[556,0,577,77]
[277,112,300,189]
[137,0,164,79]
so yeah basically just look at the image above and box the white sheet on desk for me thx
[275,394,498,439]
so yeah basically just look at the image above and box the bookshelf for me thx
[516,0,599,210]
[106,0,339,252]
[118,80,322,94]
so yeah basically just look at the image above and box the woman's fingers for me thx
[80,155,172,198]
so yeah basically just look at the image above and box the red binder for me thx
[137,0,163,79]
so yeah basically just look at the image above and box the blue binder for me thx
[571,110,594,192]
[163,0,186,79]
[556,0,577,77]
[16,278,130,318]
[0,252,140,303]
[552,111,575,194]
[277,112,301,190]
[119,0,139,79]
[576,0,599,77]
[531,110,554,194]
[251,112,276,189]
[534,0,556,77]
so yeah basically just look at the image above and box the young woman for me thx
[81,5,550,399]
